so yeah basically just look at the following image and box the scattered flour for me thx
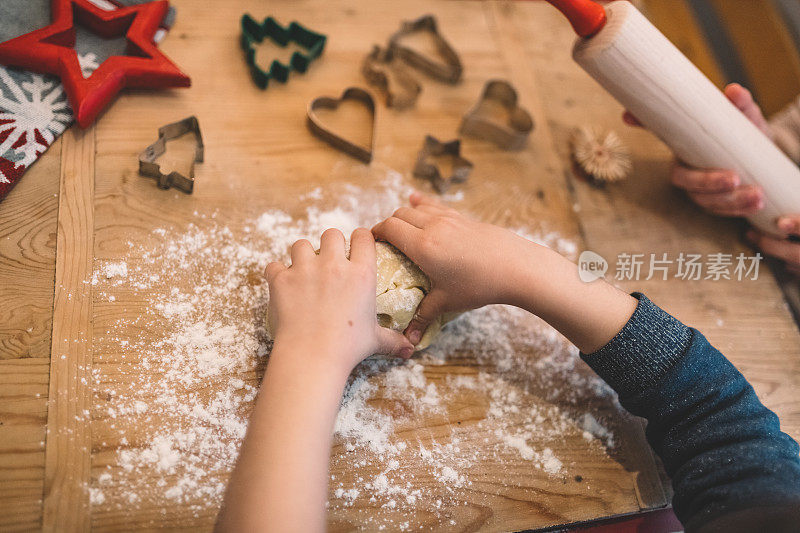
[89,168,623,529]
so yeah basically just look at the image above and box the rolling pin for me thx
[546,0,800,235]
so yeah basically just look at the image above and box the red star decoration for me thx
[0,0,190,128]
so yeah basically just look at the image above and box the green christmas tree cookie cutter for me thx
[240,14,327,89]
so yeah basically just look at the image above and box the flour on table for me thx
[89,167,622,529]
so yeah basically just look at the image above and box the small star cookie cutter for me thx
[362,45,421,109]
[240,14,326,89]
[413,135,473,193]
[459,80,534,150]
[138,116,204,194]
[388,14,463,84]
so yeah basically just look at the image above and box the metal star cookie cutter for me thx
[362,45,421,109]
[138,116,204,194]
[388,14,463,84]
[240,14,326,89]
[307,87,376,164]
[413,135,473,193]
[459,80,534,150]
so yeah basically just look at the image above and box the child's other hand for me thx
[265,228,415,374]
[372,193,549,345]
[624,83,769,217]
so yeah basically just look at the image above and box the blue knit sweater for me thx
[581,294,800,531]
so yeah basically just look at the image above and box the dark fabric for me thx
[582,293,800,531]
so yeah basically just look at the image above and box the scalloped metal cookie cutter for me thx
[362,45,421,109]
[413,135,473,193]
[138,116,204,194]
[307,87,376,163]
[459,79,534,150]
[388,14,462,84]
[240,14,326,89]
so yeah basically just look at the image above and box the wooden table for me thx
[2,1,799,531]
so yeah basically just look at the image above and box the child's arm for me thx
[373,194,800,531]
[215,228,414,532]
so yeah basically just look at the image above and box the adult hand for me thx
[624,83,769,217]
[747,216,800,274]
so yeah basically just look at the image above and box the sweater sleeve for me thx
[581,293,800,531]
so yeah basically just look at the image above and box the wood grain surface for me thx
[0,1,798,531]
[43,126,96,532]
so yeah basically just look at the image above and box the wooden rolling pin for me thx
[547,0,800,235]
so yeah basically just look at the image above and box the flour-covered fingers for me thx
[747,230,800,267]
[688,185,764,217]
[404,288,448,346]
[319,228,346,259]
[375,326,415,358]
[290,239,316,265]
[392,207,431,228]
[671,162,740,193]
[372,217,422,258]
[264,261,287,282]
[349,228,376,266]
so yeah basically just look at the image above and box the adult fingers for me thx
[392,207,432,229]
[688,185,764,217]
[264,261,287,282]
[349,227,376,265]
[747,230,800,267]
[290,239,315,265]
[724,84,771,136]
[319,228,346,259]
[372,217,422,258]
[622,111,642,128]
[404,289,448,346]
[375,326,415,358]
[777,215,800,236]
[671,162,740,193]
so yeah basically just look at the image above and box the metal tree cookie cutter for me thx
[138,116,204,194]
[413,135,473,193]
[362,45,421,109]
[307,87,376,164]
[459,80,534,150]
[388,14,463,84]
[240,14,326,89]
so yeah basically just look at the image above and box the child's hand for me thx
[372,193,551,345]
[624,83,769,217]
[265,228,415,373]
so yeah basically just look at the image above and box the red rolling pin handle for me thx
[545,0,607,37]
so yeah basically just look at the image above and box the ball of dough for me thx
[265,242,445,350]
[375,242,445,350]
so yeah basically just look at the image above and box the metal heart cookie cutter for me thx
[388,14,463,84]
[459,79,534,150]
[413,135,473,193]
[307,87,376,164]
[138,116,204,194]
